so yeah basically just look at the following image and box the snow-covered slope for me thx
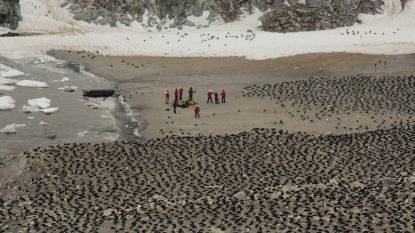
[0,0,414,60]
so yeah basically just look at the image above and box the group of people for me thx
[207,89,226,104]
[164,87,226,118]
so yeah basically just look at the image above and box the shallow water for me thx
[0,57,122,159]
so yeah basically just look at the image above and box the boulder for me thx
[0,0,21,30]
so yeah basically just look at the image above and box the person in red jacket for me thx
[179,88,184,100]
[172,100,178,114]
[174,88,179,101]
[220,90,226,103]
[194,104,200,118]
[207,90,213,103]
[165,90,170,104]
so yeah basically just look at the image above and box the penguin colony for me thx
[1,75,415,232]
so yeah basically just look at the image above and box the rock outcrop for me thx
[0,0,21,30]
[63,0,384,31]
[261,0,384,32]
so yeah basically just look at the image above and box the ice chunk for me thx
[0,96,15,110]
[0,77,18,85]
[21,105,40,113]
[40,107,59,114]
[0,123,26,133]
[33,55,57,64]
[0,85,15,91]
[40,121,47,126]
[0,64,25,78]
[28,97,51,109]
[58,86,77,92]
[16,80,48,88]
[61,77,70,82]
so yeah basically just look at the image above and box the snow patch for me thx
[61,77,70,82]
[16,80,48,88]
[0,96,15,110]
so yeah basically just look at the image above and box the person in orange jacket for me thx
[165,90,170,104]
[220,90,226,103]
[194,104,200,118]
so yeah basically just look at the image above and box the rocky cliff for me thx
[261,0,384,32]
[0,0,21,30]
[64,0,386,30]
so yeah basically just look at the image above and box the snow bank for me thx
[28,97,51,109]
[16,80,48,88]
[0,123,26,134]
[0,85,15,91]
[0,96,15,110]
[0,64,25,78]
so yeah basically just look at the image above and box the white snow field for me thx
[0,0,414,59]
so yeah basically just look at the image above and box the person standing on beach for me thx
[214,92,220,104]
[174,89,179,101]
[172,100,177,114]
[207,90,213,103]
[188,87,193,101]
[179,88,184,100]
[165,90,170,104]
[195,104,200,118]
[220,90,226,103]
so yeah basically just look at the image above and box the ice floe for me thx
[0,77,18,85]
[40,107,59,114]
[0,96,15,110]
[0,64,25,78]
[28,97,51,109]
[0,85,15,91]
[16,80,48,88]
[0,123,26,133]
